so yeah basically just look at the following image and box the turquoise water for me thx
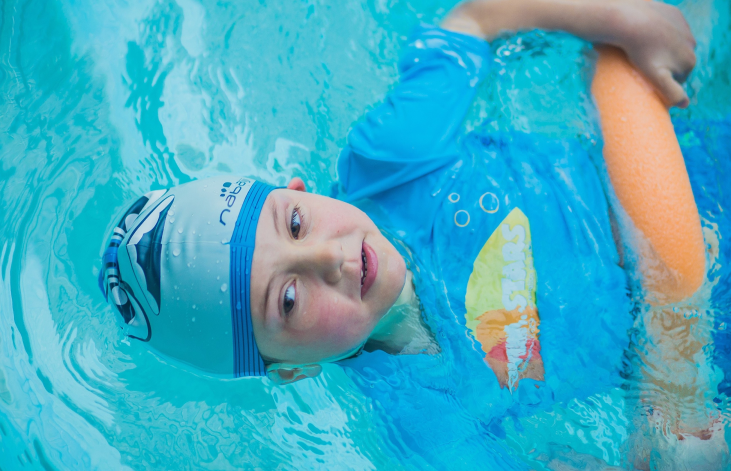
[1,0,731,469]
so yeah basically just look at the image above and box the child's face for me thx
[250,178,406,364]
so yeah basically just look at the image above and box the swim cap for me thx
[99,176,276,377]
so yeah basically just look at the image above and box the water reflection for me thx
[0,0,730,468]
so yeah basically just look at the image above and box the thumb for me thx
[650,67,689,108]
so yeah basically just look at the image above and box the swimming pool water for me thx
[1,0,730,469]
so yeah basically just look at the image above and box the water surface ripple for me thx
[0,0,730,469]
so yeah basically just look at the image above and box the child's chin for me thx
[384,249,407,296]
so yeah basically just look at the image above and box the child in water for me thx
[100,0,699,428]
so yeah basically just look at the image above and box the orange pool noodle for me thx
[591,46,705,303]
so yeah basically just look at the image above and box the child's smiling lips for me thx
[361,241,378,298]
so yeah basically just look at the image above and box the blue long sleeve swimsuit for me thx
[334,25,731,468]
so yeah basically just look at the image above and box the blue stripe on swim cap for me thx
[230,180,276,377]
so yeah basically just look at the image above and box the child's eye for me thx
[283,283,296,315]
[290,207,301,239]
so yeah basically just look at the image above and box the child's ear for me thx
[286,177,306,192]
[266,364,322,385]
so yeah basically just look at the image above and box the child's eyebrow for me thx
[260,274,274,321]
[272,200,280,237]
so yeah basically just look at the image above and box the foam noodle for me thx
[591,46,705,303]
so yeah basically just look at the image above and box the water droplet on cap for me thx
[173,249,181,257]
[220,283,228,292]
[178,228,183,234]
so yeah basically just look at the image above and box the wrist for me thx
[442,0,538,40]
[567,0,636,47]
[531,0,633,46]
[443,0,636,47]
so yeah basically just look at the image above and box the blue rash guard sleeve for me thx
[338,25,491,203]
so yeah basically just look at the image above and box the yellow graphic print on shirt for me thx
[465,208,544,391]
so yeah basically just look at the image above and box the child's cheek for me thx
[314,304,370,351]
[288,299,347,338]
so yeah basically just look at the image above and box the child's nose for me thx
[296,239,344,284]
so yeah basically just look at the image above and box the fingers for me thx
[658,2,696,48]
[668,45,696,85]
[625,2,696,108]
[681,48,697,82]
[654,2,697,78]
[678,11,697,49]
[651,67,689,108]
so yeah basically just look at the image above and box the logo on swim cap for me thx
[218,178,251,227]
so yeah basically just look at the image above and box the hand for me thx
[442,0,697,108]
[608,0,696,108]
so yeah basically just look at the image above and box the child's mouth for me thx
[360,241,378,298]
[361,249,367,286]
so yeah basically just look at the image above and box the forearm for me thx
[442,0,631,46]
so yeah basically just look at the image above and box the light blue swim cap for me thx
[99,176,276,377]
